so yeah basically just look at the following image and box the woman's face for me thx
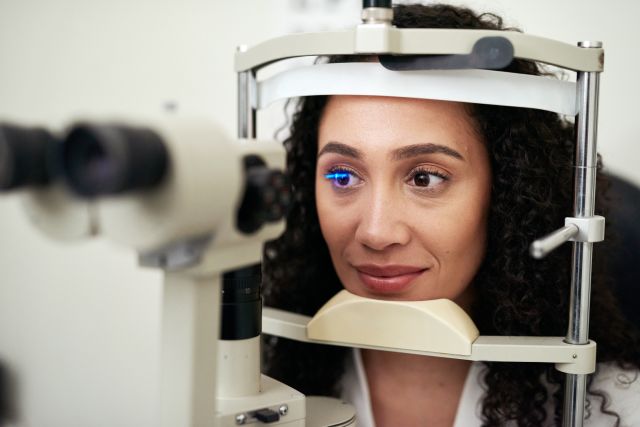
[315,96,491,305]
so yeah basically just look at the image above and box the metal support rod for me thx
[563,374,588,426]
[237,51,257,140]
[530,224,579,259]
[567,242,595,344]
[562,40,601,427]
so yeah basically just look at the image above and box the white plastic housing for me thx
[160,272,221,427]
[91,118,285,255]
[216,337,261,398]
[235,28,603,73]
[96,117,241,252]
[216,375,306,426]
[258,63,578,116]
[22,184,96,241]
[565,215,605,242]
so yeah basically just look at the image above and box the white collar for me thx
[340,349,640,426]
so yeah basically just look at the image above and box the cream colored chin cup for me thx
[307,290,479,356]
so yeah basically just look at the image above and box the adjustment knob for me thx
[236,155,291,234]
[253,408,280,423]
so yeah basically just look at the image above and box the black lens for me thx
[63,126,125,196]
[62,123,169,197]
[0,124,57,191]
[0,360,17,424]
[84,137,117,184]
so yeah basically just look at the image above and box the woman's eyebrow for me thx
[391,143,465,161]
[318,142,363,159]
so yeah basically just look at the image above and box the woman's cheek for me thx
[316,185,337,244]
[317,197,344,249]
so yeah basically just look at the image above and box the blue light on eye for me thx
[324,171,354,188]
[324,173,350,180]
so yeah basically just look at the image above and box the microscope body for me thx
[1,115,354,426]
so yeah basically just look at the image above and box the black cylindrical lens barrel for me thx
[363,0,392,8]
[220,264,262,341]
[62,124,169,197]
[0,360,16,424]
[0,124,57,191]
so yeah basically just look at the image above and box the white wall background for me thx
[0,1,638,426]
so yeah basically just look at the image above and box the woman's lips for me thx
[354,264,428,294]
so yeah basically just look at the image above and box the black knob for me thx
[62,123,169,197]
[236,155,291,234]
[254,408,280,423]
[363,0,392,8]
[0,124,58,191]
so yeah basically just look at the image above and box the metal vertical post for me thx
[237,45,257,140]
[562,40,602,427]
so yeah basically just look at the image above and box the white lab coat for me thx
[340,349,640,426]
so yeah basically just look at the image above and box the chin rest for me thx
[307,290,479,356]
[262,290,597,374]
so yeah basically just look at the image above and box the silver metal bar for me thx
[567,242,594,343]
[530,224,579,259]
[573,68,600,217]
[562,40,602,427]
[361,7,394,24]
[573,166,597,218]
[237,71,256,139]
[237,45,256,140]
[563,374,587,426]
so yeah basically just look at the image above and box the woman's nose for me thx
[354,190,411,251]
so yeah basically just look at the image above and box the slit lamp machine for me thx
[0,1,605,426]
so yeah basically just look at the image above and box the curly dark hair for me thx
[262,4,640,426]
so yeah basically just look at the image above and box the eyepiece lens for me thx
[63,126,126,197]
[85,139,112,182]
[0,124,57,191]
[62,124,169,197]
[0,136,13,189]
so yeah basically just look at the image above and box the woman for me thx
[263,4,640,426]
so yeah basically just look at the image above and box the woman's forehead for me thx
[318,95,480,156]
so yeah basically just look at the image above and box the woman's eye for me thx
[408,169,447,188]
[324,170,361,189]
